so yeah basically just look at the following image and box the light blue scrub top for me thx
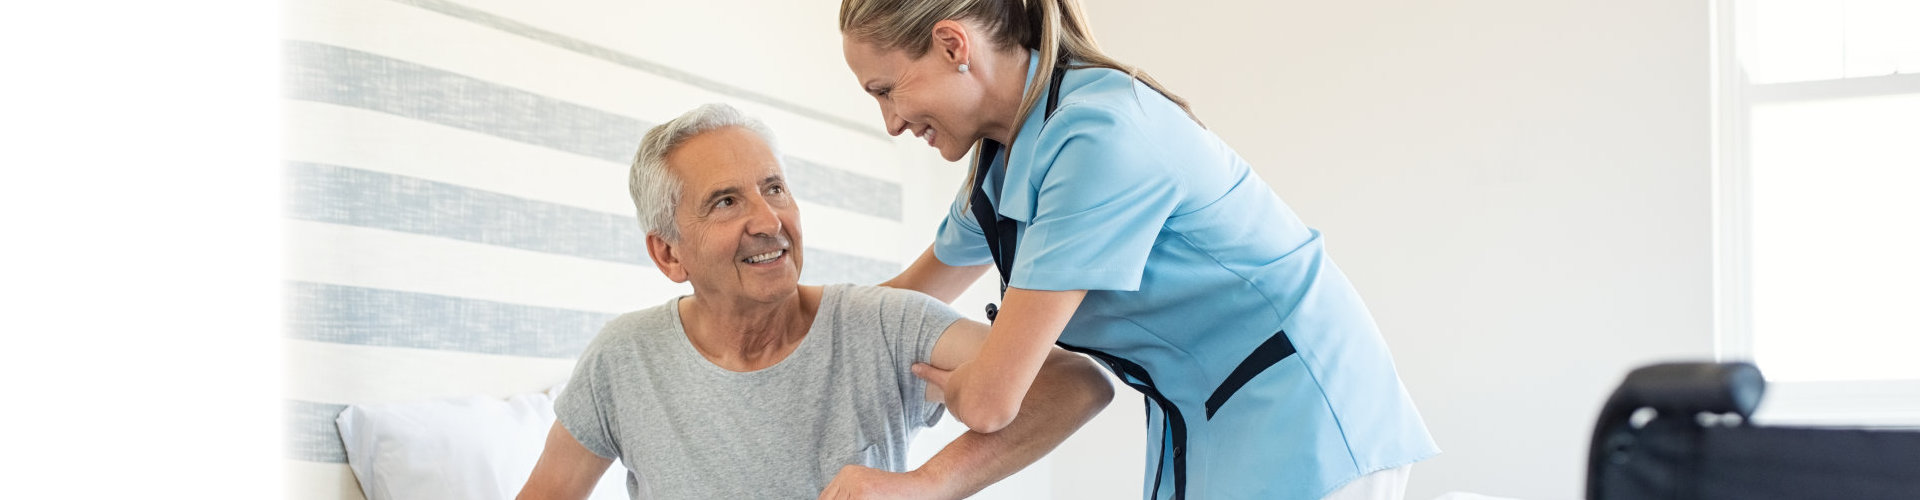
[934,53,1439,500]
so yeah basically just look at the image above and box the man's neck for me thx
[678,286,821,372]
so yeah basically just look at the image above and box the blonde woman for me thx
[839,1,1437,499]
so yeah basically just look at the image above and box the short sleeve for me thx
[553,334,621,460]
[1009,104,1183,292]
[933,181,994,267]
[874,287,965,427]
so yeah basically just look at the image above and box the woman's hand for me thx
[915,288,1089,433]
[912,361,1010,432]
[817,464,951,500]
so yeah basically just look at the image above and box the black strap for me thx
[1204,329,1297,419]
[1057,341,1187,500]
[974,64,1068,321]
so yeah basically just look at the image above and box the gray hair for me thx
[629,103,783,241]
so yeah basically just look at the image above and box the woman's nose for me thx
[882,105,907,136]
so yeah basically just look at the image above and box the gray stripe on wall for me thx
[784,156,901,226]
[284,162,898,282]
[286,40,634,165]
[385,0,887,141]
[288,281,615,358]
[285,161,898,284]
[283,40,901,221]
[286,161,644,265]
[287,400,349,463]
[800,249,899,286]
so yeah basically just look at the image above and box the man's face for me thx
[648,126,804,305]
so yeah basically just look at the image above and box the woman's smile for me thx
[915,126,937,148]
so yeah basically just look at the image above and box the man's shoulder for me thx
[829,284,948,314]
[825,284,965,338]
[579,297,682,358]
[604,298,679,335]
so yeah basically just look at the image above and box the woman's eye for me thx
[714,197,735,208]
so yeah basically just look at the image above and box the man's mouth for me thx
[742,249,785,264]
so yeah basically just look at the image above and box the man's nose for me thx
[744,195,783,237]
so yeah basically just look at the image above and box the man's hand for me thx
[817,464,951,500]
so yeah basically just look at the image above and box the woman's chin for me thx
[937,143,969,162]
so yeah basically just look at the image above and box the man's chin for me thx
[744,270,801,293]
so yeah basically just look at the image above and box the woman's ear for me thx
[929,19,971,66]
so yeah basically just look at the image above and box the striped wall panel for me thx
[287,400,351,463]
[283,41,902,222]
[285,162,898,282]
[281,0,922,496]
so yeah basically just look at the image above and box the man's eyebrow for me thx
[761,174,784,186]
[701,186,740,206]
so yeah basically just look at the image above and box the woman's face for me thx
[842,36,982,162]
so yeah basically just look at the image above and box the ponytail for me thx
[1009,0,1201,143]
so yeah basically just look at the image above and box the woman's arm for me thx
[819,317,1112,499]
[879,244,992,304]
[913,287,1086,432]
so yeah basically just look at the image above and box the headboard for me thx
[280,0,922,497]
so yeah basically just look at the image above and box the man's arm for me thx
[517,421,614,500]
[819,318,1113,499]
[915,333,1113,498]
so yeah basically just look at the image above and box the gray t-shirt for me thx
[555,284,963,499]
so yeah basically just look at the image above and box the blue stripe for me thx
[799,246,900,287]
[287,400,349,463]
[284,161,899,284]
[286,161,644,264]
[287,281,614,358]
[785,156,902,224]
[282,40,901,221]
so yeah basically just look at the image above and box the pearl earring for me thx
[958,63,970,73]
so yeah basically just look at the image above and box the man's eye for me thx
[714,197,735,208]
[768,184,785,195]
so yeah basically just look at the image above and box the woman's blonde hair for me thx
[839,0,1200,149]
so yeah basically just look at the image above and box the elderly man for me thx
[517,103,1112,499]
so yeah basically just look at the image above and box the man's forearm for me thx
[911,349,1114,498]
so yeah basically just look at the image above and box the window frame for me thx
[1711,0,1920,429]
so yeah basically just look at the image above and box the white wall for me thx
[1073,1,1719,499]
[274,0,1723,498]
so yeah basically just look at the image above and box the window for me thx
[1715,0,1920,426]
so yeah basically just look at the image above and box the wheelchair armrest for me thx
[1606,361,1766,419]
[1586,361,1766,499]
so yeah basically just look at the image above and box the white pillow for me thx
[336,390,628,500]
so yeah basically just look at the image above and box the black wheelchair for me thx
[1586,362,1920,499]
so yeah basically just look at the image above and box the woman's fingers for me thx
[911,362,951,388]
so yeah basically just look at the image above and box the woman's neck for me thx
[979,47,1034,145]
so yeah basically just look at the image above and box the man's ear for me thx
[646,233,690,283]
[929,19,971,66]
